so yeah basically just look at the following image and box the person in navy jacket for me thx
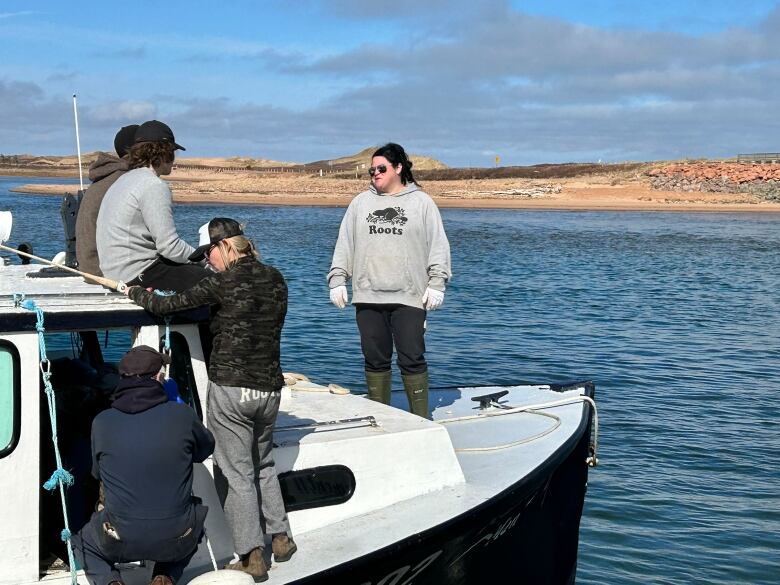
[72,345,215,585]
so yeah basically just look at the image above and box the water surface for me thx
[2,176,779,584]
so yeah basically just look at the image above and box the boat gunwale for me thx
[0,307,210,332]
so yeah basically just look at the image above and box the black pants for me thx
[128,257,210,293]
[72,505,206,585]
[355,304,427,374]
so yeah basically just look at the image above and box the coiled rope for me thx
[439,395,599,464]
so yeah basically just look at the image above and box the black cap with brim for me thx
[134,119,186,151]
[189,217,244,261]
[188,244,212,262]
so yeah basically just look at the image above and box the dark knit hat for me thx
[118,345,171,377]
[114,124,139,157]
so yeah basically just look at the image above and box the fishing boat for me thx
[0,213,599,585]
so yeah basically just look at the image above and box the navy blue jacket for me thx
[91,377,214,544]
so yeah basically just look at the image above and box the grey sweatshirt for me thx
[96,167,195,282]
[75,152,129,277]
[327,183,451,309]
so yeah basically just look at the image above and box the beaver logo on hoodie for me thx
[366,207,407,234]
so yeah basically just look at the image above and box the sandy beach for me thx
[7,164,780,213]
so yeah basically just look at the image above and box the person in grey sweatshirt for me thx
[327,143,451,418]
[96,120,208,292]
[75,124,137,277]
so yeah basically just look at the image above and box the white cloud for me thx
[2,2,780,164]
[0,11,36,20]
[88,101,157,124]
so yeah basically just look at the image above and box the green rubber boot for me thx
[365,370,392,404]
[402,371,430,419]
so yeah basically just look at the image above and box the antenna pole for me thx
[72,94,84,191]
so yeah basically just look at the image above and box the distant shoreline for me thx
[1,169,82,179]
[10,183,780,213]
[6,170,780,214]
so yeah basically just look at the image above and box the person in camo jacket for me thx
[124,217,296,583]
[328,142,451,419]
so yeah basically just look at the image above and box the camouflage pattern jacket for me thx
[128,256,287,390]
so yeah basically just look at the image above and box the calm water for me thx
[2,176,779,584]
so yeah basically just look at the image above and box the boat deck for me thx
[182,383,591,583]
[37,383,591,584]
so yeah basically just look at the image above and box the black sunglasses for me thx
[368,164,388,177]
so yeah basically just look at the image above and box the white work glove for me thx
[329,285,349,309]
[422,287,445,310]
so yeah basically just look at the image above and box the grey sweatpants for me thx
[207,381,290,555]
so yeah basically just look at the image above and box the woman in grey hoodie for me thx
[328,143,451,418]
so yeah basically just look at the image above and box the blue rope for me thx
[43,467,75,491]
[151,289,175,354]
[163,316,172,353]
[19,297,79,584]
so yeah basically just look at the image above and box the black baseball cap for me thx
[134,120,186,151]
[189,217,244,261]
[118,345,171,377]
[114,124,139,157]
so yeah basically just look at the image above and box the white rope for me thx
[438,395,599,463]
[283,372,350,395]
[205,532,219,572]
[452,410,561,452]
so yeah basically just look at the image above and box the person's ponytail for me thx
[219,235,259,269]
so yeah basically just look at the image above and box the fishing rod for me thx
[0,243,127,292]
[0,211,127,292]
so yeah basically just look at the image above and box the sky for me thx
[1,0,779,167]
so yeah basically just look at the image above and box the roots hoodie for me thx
[328,182,451,309]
